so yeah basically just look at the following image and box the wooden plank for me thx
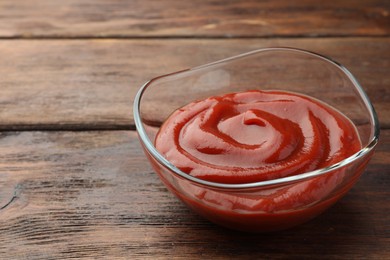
[0,130,388,259]
[0,38,388,130]
[0,0,389,38]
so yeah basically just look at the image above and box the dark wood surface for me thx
[0,1,389,259]
[0,130,388,259]
[0,0,389,38]
[0,38,389,131]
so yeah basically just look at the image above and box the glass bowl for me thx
[133,47,380,232]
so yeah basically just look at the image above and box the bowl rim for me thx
[133,47,380,189]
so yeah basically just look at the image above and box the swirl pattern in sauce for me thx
[155,90,361,184]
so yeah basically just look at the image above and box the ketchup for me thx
[154,90,362,231]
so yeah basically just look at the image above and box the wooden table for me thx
[0,1,389,259]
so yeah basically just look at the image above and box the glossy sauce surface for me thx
[155,90,361,184]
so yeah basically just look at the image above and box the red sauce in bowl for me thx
[154,90,362,231]
[156,90,361,183]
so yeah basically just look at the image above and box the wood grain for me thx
[0,0,389,38]
[0,130,388,259]
[1,1,388,259]
[0,37,389,130]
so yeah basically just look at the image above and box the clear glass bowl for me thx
[133,47,380,232]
